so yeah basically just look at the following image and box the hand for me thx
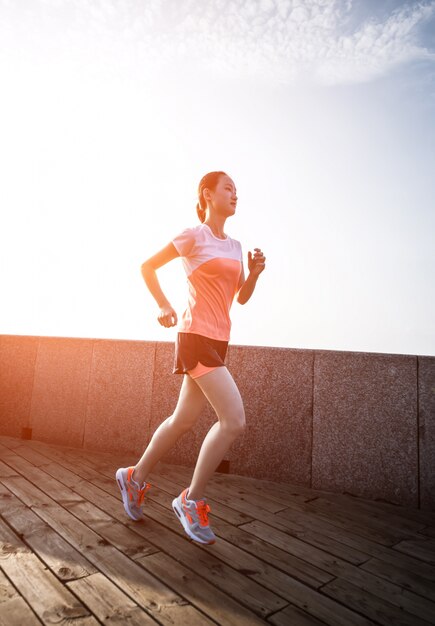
[248,248,266,277]
[157,304,178,328]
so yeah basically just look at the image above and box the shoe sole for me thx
[172,497,215,545]
[115,468,143,521]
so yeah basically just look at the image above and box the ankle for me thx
[187,487,202,502]
[132,467,147,486]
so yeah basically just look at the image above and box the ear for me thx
[203,187,212,202]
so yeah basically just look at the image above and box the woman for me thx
[116,171,266,545]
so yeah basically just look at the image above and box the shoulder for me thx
[226,233,243,256]
[172,224,204,256]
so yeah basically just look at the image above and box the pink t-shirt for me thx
[172,224,243,341]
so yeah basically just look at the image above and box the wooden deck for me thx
[0,436,435,625]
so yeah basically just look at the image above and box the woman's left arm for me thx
[236,248,266,305]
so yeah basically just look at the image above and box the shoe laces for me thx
[196,500,211,527]
[137,482,151,506]
[129,479,150,506]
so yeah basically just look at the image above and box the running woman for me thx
[116,171,266,544]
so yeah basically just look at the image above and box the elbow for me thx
[141,260,152,278]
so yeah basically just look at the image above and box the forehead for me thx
[218,175,236,190]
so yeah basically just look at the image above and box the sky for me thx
[1,0,434,357]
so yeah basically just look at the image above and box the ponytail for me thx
[196,201,206,223]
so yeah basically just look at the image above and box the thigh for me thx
[172,374,209,423]
[192,366,245,421]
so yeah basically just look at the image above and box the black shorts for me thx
[173,332,229,375]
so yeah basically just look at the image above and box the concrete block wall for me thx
[0,334,434,511]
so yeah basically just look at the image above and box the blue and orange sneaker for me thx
[115,467,151,521]
[172,488,216,544]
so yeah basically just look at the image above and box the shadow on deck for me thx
[0,435,435,625]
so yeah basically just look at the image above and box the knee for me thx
[221,409,246,439]
[168,414,195,435]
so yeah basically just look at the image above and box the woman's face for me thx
[207,174,238,217]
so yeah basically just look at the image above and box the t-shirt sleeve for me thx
[172,227,196,257]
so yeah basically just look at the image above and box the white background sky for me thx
[1,0,434,356]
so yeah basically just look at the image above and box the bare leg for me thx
[133,375,207,485]
[187,367,245,501]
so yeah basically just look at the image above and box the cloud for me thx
[1,0,434,86]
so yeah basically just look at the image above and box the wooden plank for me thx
[0,475,53,507]
[34,461,82,488]
[0,460,19,478]
[0,453,84,505]
[83,505,287,618]
[367,545,435,583]
[149,466,288,514]
[0,570,41,626]
[140,551,267,625]
[0,519,96,625]
[66,572,178,625]
[161,463,400,556]
[9,446,54,467]
[160,462,314,510]
[268,602,334,626]
[305,496,426,536]
[68,478,288,618]
[157,462,398,548]
[147,472,254,525]
[89,473,335,610]
[150,460,292,524]
[360,557,435,603]
[322,490,435,528]
[260,507,435,583]
[421,526,435,538]
[0,437,24,449]
[0,484,96,581]
[30,502,212,625]
[240,518,369,566]
[321,577,431,626]
[71,446,435,592]
[144,484,334,588]
[79,457,256,527]
[3,473,265,623]
[66,499,159,559]
[0,478,198,623]
[25,446,104,481]
[159,461,334,503]
[394,537,435,564]
[147,470,283,527]
[201,516,335,589]
[64,442,435,612]
[0,596,42,626]
[4,436,435,626]
[236,517,435,623]
[276,503,401,547]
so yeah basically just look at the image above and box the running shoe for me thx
[172,488,216,544]
[115,466,151,521]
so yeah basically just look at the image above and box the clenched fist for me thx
[248,248,266,277]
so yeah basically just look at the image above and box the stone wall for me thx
[0,334,434,510]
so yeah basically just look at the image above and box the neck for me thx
[204,216,227,239]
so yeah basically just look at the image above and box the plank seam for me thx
[0,565,44,625]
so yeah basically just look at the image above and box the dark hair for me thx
[196,171,227,223]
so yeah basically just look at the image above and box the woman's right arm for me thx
[141,242,180,328]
